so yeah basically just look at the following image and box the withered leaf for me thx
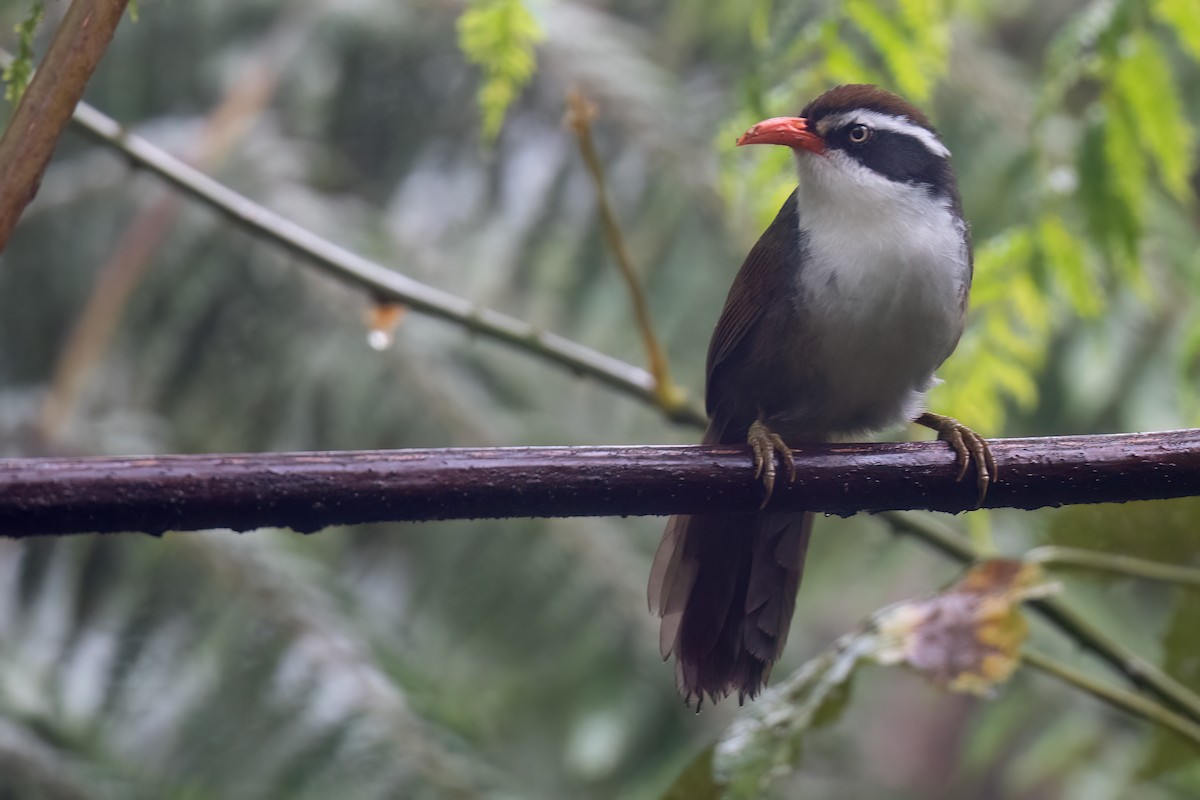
[869,560,1059,695]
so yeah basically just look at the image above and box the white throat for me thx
[788,149,970,433]
[793,150,968,301]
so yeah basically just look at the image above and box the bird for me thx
[648,84,997,707]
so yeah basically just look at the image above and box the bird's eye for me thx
[847,124,872,144]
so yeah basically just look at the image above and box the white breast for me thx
[788,150,969,435]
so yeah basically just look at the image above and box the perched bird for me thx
[648,85,996,707]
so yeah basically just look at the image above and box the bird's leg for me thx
[915,412,998,508]
[748,418,796,509]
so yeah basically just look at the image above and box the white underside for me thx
[783,149,969,435]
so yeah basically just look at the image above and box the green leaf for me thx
[818,18,883,87]
[970,227,1035,306]
[2,1,44,102]
[896,0,950,77]
[986,353,1039,410]
[712,638,864,799]
[1007,272,1052,338]
[1040,0,1122,113]
[1078,118,1140,272]
[1153,0,1200,62]
[932,222,1064,430]
[1109,29,1195,203]
[1038,215,1102,317]
[658,746,722,800]
[457,0,544,141]
[1101,90,1147,234]
[844,0,934,102]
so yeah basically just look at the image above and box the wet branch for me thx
[1,429,1198,537]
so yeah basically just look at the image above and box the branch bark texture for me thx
[1,430,1198,536]
[0,0,129,251]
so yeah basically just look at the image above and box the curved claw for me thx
[749,420,796,509]
[915,412,998,509]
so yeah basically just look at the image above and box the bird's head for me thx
[737,85,960,214]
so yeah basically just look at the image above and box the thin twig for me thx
[1022,648,1200,751]
[0,0,130,251]
[565,90,688,413]
[885,511,1200,725]
[1027,546,1200,589]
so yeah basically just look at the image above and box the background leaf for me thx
[1110,29,1195,203]
[456,0,544,140]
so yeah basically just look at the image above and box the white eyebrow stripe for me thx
[818,110,950,158]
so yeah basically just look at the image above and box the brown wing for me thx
[704,190,803,438]
[648,190,811,706]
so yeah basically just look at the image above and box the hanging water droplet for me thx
[362,302,406,351]
[367,328,394,350]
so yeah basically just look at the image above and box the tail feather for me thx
[744,512,810,661]
[648,515,692,657]
[649,509,813,705]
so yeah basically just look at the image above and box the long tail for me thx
[649,508,812,706]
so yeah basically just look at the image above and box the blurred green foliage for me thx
[1,0,1199,797]
[1,0,41,101]
[457,0,543,141]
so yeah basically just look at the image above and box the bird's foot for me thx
[915,412,998,508]
[748,419,796,509]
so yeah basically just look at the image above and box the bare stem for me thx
[1022,648,1200,751]
[1027,546,1200,589]
[565,90,688,413]
[0,0,130,252]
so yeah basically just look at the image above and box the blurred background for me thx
[0,0,1199,797]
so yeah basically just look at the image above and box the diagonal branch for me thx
[55,95,708,427]
[0,1,130,251]
[1027,545,1200,588]
[1022,648,1200,750]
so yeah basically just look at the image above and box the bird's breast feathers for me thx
[785,152,969,431]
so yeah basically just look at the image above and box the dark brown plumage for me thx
[801,84,937,131]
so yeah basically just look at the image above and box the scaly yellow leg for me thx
[915,412,998,508]
[748,419,797,509]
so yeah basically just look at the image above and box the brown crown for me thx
[800,84,937,133]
